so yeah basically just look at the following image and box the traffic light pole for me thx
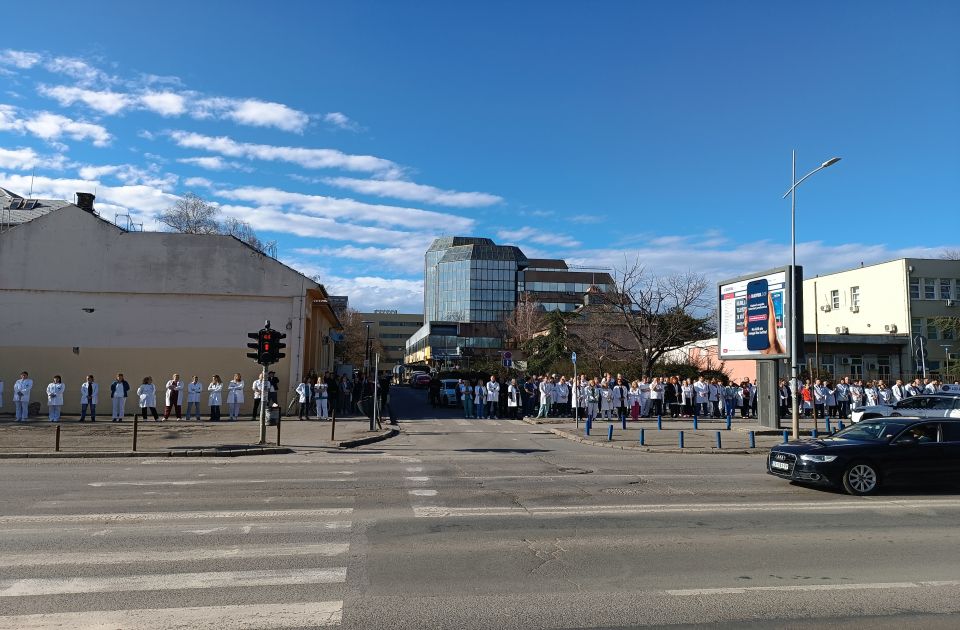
[258,364,268,445]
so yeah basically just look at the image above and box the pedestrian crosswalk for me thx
[0,462,359,630]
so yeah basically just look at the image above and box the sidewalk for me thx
[0,414,397,456]
[522,415,848,454]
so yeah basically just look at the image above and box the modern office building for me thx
[357,311,423,370]
[406,237,614,367]
[802,257,960,379]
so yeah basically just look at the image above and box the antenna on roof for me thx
[28,170,34,198]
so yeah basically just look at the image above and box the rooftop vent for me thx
[76,192,96,212]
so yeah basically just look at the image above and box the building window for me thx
[819,354,834,377]
[850,286,860,308]
[924,278,936,300]
[912,317,923,337]
[941,278,952,300]
[910,278,920,300]
[877,356,891,379]
[830,290,840,310]
[928,360,941,373]
[849,356,863,380]
[927,321,939,340]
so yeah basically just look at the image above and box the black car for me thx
[767,417,960,495]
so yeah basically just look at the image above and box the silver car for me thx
[851,393,960,423]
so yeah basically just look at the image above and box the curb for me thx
[0,447,293,459]
[337,426,400,449]
[547,427,769,456]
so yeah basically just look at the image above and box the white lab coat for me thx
[296,382,310,403]
[137,383,157,408]
[227,380,244,404]
[186,382,202,403]
[693,380,708,404]
[554,383,570,404]
[507,384,520,407]
[600,387,614,411]
[208,382,223,406]
[628,387,640,408]
[649,382,663,400]
[14,378,33,403]
[80,382,99,405]
[165,380,183,406]
[46,382,65,406]
[485,381,500,402]
[473,385,484,406]
[612,384,628,407]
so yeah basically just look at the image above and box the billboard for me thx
[718,266,794,360]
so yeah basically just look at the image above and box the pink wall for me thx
[686,345,757,382]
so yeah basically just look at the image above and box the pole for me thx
[258,364,267,445]
[371,353,379,431]
[132,413,139,452]
[918,336,927,379]
[573,356,579,428]
[790,150,800,440]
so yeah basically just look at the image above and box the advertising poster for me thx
[718,268,790,360]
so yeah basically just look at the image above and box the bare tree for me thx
[569,307,636,374]
[503,293,546,346]
[941,249,960,261]
[334,308,386,368]
[222,217,276,254]
[157,193,220,234]
[607,259,714,375]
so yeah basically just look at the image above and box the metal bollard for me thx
[838,421,845,431]
[825,417,832,433]
[749,430,756,448]
[621,417,627,430]
[679,430,684,448]
[726,416,732,431]
[640,428,645,446]
[657,416,662,430]
[132,414,139,452]
[716,431,722,449]
[607,424,614,441]
[812,428,818,439]
[585,419,592,436]
[782,430,789,444]
[693,415,699,430]
[55,424,61,452]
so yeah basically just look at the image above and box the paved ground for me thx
[1,386,960,629]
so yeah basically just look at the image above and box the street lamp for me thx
[361,321,374,379]
[782,152,841,439]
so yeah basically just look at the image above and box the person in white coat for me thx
[507,378,522,419]
[13,371,33,422]
[186,376,203,421]
[554,377,571,417]
[314,379,329,420]
[46,375,65,422]
[639,378,652,417]
[536,377,554,418]
[110,373,130,422]
[472,380,484,419]
[227,373,244,421]
[80,375,99,422]
[599,382,614,420]
[693,377,709,418]
[164,373,183,421]
[208,375,223,422]
[251,374,272,420]
[295,377,312,420]
[137,376,159,421]
[612,378,629,423]
[485,376,501,419]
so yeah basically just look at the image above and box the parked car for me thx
[411,373,432,389]
[439,379,460,407]
[767,417,960,495]
[851,393,960,423]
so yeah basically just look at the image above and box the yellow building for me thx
[358,311,423,370]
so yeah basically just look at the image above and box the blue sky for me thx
[1,1,957,312]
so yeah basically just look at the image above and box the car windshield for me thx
[834,420,910,442]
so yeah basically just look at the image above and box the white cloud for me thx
[281,258,424,312]
[0,49,42,69]
[0,147,68,171]
[38,85,132,115]
[168,130,403,177]
[225,99,309,133]
[183,177,214,188]
[215,185,474,232]
[498,226,581,249]
[140,91,186,116]
[0,173,178,220]
[322,176,502,208]
[75,163,177,191]
[0,104,112,147]
[323,112,361,131]
[177,156,251,172]
[292,244,427,264]
[44,56,116,86]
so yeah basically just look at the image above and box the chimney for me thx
[76,192,95,212]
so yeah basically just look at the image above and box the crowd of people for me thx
[445,372,959,423]
[1,370,388,423]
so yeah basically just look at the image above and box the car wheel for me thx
[842,462,880,496]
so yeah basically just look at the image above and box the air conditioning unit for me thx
[840,357,851,365]
[884,324,898,333]
[835,326,849,334]
[850,306,859,313]
[947,299,956,307]
[820,305,832,312]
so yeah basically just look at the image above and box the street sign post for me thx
[572,351,579,427]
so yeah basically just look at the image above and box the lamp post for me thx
[782,152,841,439]
[361,321,373,378]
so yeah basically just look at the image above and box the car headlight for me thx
[800,454,838,463]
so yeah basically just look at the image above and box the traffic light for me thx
[260,329,274,365]
[247,331,262,362]
[272,331,287,362]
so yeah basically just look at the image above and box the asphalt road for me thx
[2,385,960,629]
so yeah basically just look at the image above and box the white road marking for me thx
[0,520,353,538]
[0,508,353,525]
[413,498,960,518]
[455,419,470,426]
[508,420,526,425]
[0,601,343,629]
[405,476,430,483]
[405,467,424,472]
[667,580,960,596]
[88,478,350,487]
[408,489,438,497]
[0,567,347,597]
[0,543,350,568]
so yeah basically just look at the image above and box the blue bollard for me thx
[657,416,662,430]
[812,428,818,439]
[782,430,789,444]
[825,417,832,433]
[640,428,645,446]
[679,430,684,448]
[621,417,627,430]
[726,416,732,431]
[716,431,722,449]
[839,421,845,431]
[585,419,592,436]
[608,424,614,441]
[693,415,699,430]
[749,431,756,448]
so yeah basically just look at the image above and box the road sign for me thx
[571,351,577,363]
[503,351,513,360]
[502,359,512,368]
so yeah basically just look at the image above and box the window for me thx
[850,286,860,308]
[849,356,863,380]
[940,279,952,300]
[830,290,840,310]
[912,317,923,337]
[924,278,936,300]
[927,322,939,340]
[877,355,891,379]
[820,354,834,376]
[910,278,920,300]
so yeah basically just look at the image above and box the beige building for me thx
[802,258,960,379]
[359,311,423,370]
[0,192,341,415]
